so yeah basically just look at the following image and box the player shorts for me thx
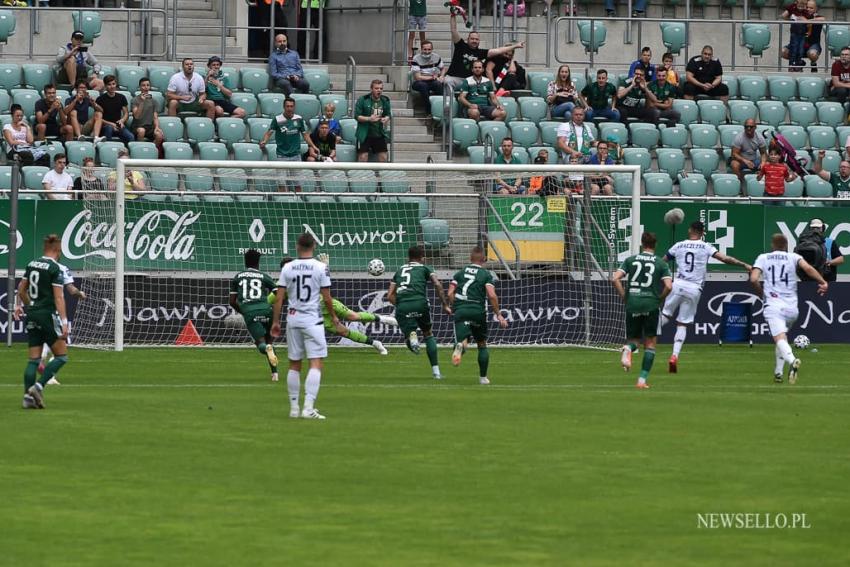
[357,135,388,155]
[323,298,354,333]
[625,309,660,340]
[662,284,702,325]
[286,322,328,360]
[396,298,432,337]
[763,301,799,337]
[408,15,428,30]
[454,306,487,344]
[26,311,63,349]
[242,308,273,343]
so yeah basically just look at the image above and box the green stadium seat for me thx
[229,92,258,117]
[689,124,719,148]
[722,74,739,99]
[429,95,457,124]
[738,75,768,101]
[290,93,320,119]
[660,125,688,148]
[185,117,216,146]
[826,25,850,57]
[807,125,837,150]
[612,173,634,197]
[381,170,410,193]
[302,68,331,94]
[318,94,346,118]
[258,92,286,118]
[518,96,548,124]
[128,141,157,160]
[784,176,805,198]
[656,148,686,180]
[64,141,95,166]
[741,23,771,58]
[718,124,744,148]
[629,123,659,150]
[216,117,247,148]
[336,144,357,162]
[11,89,38,120]
[756,100,786,128]
[713,173,742,197]
[339,118,357,144]
[184,169,215,192]
[247,117,271,143]
[216,168,248,193]
[22,166,49,193]
[0,9,16,44]
[148,168,179,191]
[497,97,519,123]
[836,126,850,149]
[510,147,530,164]
[116,65,144,91]
[509,121,539,148]
[539,121,561,147]
[198,141,228,161]
[0,63,20,91]
[796,149,812,170]
[599,122,628,146]
[728,100,757,125]
[397,196,429,219]
[241,67,270,94]
[467,146,489,164]
[22,64,51,92]
[623,147,651,174]
[320,170,348,193]
[528,72,551,98]
[696,100,726,126]
[777,125,807,149]
[644,173,674,196]
[660,22,687,55]
[768,76,796,103]
[41,141,64,167]
[0,166,11,190]
[97,141,125,168]
[804,174,833,197]
[72,11,102,43]
[232,142,264,162]
[786,101,817,126]
[743,173,763,197]
[816,102,845,128]
[528,146,556,161]
[158,116,184,142]
[348,170,378,193]
[678,173,708,196]
[690,149,720,178]
[452,118,479,151]
[163,141,193,160]
[219,67,240,91]
[820,149,842,174]
[421,218,451,249]
[796,77,825,102]
[577,20,607,53]
[479,121,508,148]
[671,99,699,126]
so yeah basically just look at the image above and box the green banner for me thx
[4,200,421,273]
[0,200,37,266]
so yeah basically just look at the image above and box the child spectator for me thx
[758,147,797,200]
[320,103,342,142]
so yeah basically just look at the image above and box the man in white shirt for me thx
[41,153,74,200]
[750,234,828,384]
[271,233,339,420]
[556,106,596,163]
[661,220,751,373]
[166,58,216,119]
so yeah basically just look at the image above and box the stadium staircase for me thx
[148,0,239,59]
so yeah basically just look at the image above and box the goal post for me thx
[68,159,642,351]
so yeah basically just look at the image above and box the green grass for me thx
[1,344,849,566]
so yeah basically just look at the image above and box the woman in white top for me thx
[2,104,33,159]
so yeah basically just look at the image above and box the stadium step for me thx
[391,150,448,162]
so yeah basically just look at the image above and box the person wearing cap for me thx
[205,56,246,119]
[55,30,104,91]
[106,148,146,199]
[807,219,843,282]
[305,119,336,162]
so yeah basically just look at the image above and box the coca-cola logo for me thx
[62,209,200,261]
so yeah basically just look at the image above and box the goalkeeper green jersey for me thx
[451,263,495,312]
[392,262,434,305]
[230,268,278,313]
[22,256,63,316]
[617,252,672,313]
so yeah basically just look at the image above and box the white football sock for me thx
[41,344,50,361]
[287,370,301,408]
[776,338,796,364]
[672,325,687,357]
[432,365,440,375]
[304,369,321,410]
[774,345,785,376]
[660,313,670,327]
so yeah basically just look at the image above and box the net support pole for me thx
[115,158,126,352]
[5,156,20,347]
[630,169,641,254]
[582,183,592,346]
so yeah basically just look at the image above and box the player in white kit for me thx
[271,233,339,419]
[661,221,751,373]
[750,234,828,384]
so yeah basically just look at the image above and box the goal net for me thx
[68,160,641,350]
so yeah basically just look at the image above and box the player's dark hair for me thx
[768,146,781,155]
[280,256,294,268]
[408,245,424,261]
[772,233,788,251]
[296,233,315,251]
[244,249,261,269]
[43,234,61,250]
[470,245,485,260]
[690,221,705,234]
[641,232,657,249]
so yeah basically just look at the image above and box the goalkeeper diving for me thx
[275,254,398,354]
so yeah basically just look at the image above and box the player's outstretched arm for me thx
[797,258,829,296]
[66,283,86,300]
[386,282,398,305]
[271,286,286,337]
[228,292,241,314]
[321,287,339,326]
[486,284,508,328]
[714,252,751,272]
[447,282,457,305]
[430,274,452,315]
[748,267,763,297]
[611,270,626,300]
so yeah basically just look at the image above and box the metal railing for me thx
[442,81,455,159]
[345,56,357,118]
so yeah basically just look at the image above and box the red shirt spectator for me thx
[831,57,850,84]
[759,161,792,196]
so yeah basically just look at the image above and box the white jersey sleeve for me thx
[754,251,801,302]
[57,262,75,286]
[667,239,717,288]
[278,258,331,327]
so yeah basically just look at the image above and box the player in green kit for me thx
[611,232,673,389]
[229,249,280,381]
[388,246,452,379]
[448,246,508,385]
[275,255,398,354]
[18,235,69,409]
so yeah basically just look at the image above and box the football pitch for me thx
[1,344,848,566]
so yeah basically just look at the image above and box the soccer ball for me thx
[367,258,385,276]
[793,335,810,349]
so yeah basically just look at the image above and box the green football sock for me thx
[639,348,656,380]
[24,359,39,392]
[256,341,267,355]
[40,355,67,387]
[425,336,438,366]
[478,347,490,378]
[357,312,377,323]
[347,329,371,345]
[629,343,639,353]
